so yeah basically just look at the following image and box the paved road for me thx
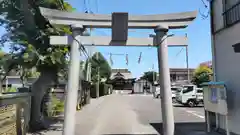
[30,94,217,135]
[76,94,207,135]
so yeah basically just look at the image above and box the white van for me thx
[176,85,203,107]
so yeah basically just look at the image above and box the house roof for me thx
[112,69,131,73]
[110,72,133,80]
[110,69,133,80]
[199,61,212,67]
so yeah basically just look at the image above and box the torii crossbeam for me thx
[50,36,188,46]
[39,7,197,135]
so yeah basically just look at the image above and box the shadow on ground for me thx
[104,122,217,135]
[173,104,204,108]
[103,134,157,135]
[151,122,205,135]
[27,116,64,135]
[150,122,220,135]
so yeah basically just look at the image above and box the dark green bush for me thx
[90,83,113,98]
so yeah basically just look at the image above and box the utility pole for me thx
[152,64,155,83]
[96,52,100,98]
[185,34,190,83]
[186,45,190,83]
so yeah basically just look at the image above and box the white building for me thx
[2,76,37,88]
[211,0,240,134]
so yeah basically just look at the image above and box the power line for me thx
[83,0,88,12]
[88,0,91,12]
[175,47,184,57]
[95,0,99,13]
[138,52,142,64]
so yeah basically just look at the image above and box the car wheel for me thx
[187,100,195,107]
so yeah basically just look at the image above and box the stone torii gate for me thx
[39,7,197,135]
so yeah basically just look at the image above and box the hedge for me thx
[90,83,113,98]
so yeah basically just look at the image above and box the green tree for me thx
[0,49,6,91]
[0,51,16,90]
[0,51,40,87]
[0,0,77,130]
[18,66,40,86]
[140,71,157,84]
[86,52,111,83]
[191,65,213,87]
[58,60,86,81]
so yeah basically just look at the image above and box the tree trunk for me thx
[29,67,58,131]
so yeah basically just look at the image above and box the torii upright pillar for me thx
[63,25,84,135]
[155,26,174,135]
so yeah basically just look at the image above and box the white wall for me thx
[214,21,240,134]
[3,78,23,88]
[2,77,37,88]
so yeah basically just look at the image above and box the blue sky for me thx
[71,0,212,78]
[0,0,212,78]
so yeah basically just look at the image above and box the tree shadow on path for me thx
[27,115,64,135]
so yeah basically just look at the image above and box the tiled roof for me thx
[111,69,130,73]
[110,69,133,79]
[110,72,133,79]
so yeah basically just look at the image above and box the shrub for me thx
[48,94,65,116]
[4,87,17,93]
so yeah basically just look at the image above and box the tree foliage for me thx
[0,0,74,72]
[0,50,39,80]
[140,71,157,84]
[0,0,78,130]
[0,50,6,72]
[191,65,213,87]
[0,51,19,79]
[85,52,111,83]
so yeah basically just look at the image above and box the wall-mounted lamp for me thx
[232,43,240,53]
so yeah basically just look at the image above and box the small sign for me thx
[210,87,218,103]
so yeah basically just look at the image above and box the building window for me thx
[223,0,240,27]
